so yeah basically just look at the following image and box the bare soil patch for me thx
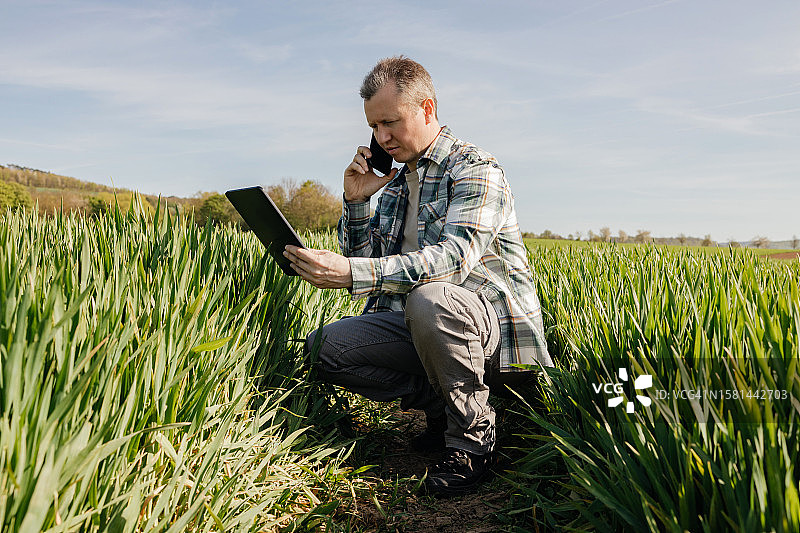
[767,251,800,261]
[337,407,524,532]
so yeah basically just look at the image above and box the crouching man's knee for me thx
[404,282,451,340]
[405,281,498,372]
[303,327,334,378]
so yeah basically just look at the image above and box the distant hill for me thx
[0,163,196,215]
[2,163,124,194]
[0,164,340,231]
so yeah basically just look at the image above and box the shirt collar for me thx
[418,125,455,167]
[386,125,454,188]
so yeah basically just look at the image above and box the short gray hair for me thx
[360,56,437,118]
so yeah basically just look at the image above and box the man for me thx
[283,56,552,496]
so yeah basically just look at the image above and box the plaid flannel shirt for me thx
[338,126,552,371]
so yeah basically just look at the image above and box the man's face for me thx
[364,83,432,166]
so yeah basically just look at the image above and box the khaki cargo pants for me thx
[304,282,533,454]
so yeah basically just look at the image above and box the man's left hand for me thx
[283,246,353,289]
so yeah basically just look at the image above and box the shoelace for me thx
[433,450,471,472]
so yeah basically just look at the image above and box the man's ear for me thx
[422,98,436,124]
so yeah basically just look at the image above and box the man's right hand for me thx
[343,146,398,203]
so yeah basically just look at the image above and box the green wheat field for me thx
[2,198,798,532]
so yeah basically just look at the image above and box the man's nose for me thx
[375,125,391,144]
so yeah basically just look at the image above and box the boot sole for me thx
[423,468,494,498]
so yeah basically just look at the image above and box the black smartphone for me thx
[367,133,394,176]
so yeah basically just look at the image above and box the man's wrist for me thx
[349,256,382,298]
[344,194,370,203]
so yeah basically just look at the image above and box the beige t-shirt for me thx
[401,165,424,253]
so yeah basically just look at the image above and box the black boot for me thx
[424,447,494,497]
[410,413,447,452]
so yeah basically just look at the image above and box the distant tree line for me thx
[524,228,800,249]
[266,179,341,232]
[2,164,797,247]
[523,227,718,247]
[191,178,341,232]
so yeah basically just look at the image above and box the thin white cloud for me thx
[0,60,272,125]
[50,162,100,174]
[745,107,800,119]
[530,0,614,29]
[0,53,359,161]
[66,1,227,32]
[706,87,800,110]
[231,42,293,64]
[636,98,764,136]
[594,0,683,23]
[0,137,85,151]
[752,48,800,75]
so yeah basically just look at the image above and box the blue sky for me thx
[1,0,798,241]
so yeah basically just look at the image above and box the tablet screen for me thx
[225,186,305,276]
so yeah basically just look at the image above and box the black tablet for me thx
[225,186,304,276]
